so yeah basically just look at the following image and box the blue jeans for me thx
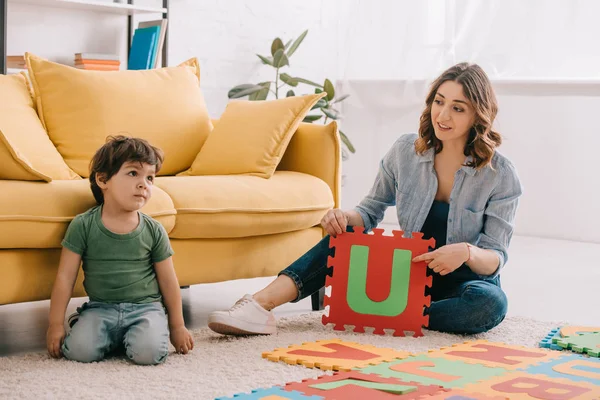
[279,233,508,334]
[62,301,169,365]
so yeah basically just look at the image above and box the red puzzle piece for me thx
[322,228,434,337]
[284,371,445,400]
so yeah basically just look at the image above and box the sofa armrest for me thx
[278,121,341,208]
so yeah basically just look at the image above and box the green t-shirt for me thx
[61,205,174,304]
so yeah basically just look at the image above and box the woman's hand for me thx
[320,209,349,237]
[170,325,194,354]
[412,243,469,276]
[47,323,66,358]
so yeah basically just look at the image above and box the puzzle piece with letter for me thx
[284,371,445,399]
[262,338,410,371]
[518,354,600,387]
[461,372,600,400]
[359,353,508,388]
[427,340,563,370]
[215,387,324,400]
[322,228,434,337]
[555,332,600,358]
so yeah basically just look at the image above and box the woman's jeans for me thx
[62,301,169,365]
[279,233,508,334]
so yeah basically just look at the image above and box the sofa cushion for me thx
[25,53,213,177]
[0,73,80,182]
[181,93,326,179]
[0,180,176,249]
[155,171,333,239]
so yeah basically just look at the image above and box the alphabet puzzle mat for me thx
[217,339,600,399]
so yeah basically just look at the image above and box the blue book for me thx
[128,26,160,70]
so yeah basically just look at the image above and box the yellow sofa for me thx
[0,57,340,306]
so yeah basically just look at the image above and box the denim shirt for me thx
[354,133,523,279]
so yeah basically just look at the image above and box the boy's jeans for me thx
[279,231,508,334]
[62,301,169,365]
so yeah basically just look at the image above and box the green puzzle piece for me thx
[347,246,411,317]
[556,332,600,357]
[310,378,417,395]
[358,354,508,387]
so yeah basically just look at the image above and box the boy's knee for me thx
[62,335,104,363]
[125,334,169,365]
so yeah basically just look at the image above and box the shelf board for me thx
[6,68,27,74]
[10,0,166,15]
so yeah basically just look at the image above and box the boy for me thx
[46,136,194,364]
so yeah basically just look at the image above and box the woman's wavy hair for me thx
[415,62,501,170]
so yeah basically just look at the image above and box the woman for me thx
[208,62,523,335]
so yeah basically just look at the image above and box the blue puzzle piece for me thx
[518,353,600,386]
[215,386,324,400]
[539,326,564,351]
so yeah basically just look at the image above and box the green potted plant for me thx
[228,30,355,160]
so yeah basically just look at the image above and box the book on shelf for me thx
[73,53,120,71]
[138,19,168,68]
[128,25,161,70]
[7,55,26,69]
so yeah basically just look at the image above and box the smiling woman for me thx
[207,62,523,337]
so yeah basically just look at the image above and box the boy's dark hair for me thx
[89,136,164,204]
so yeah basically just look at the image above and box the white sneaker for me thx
[208,294,276,335]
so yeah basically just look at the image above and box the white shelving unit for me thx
[1,0,169,73]
[10,0,166,15]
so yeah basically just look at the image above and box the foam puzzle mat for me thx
[217,339,600,399]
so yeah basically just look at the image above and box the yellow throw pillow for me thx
[26,53,213,177]
[0,73,80,182]
[182,93,326,178]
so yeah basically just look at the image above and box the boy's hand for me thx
[47,323,66,358]
[170,325,194,354]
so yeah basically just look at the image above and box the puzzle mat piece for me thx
[561,326,600,338]
[322,228,433,337]
[539,327,564,351]
[461,372,600,400]
[262,338,410,371]
[215,387,324,400]
[423,388,509,400]
[357,353,509,388]
[518,353,600,387]
[284,371,445,400]
[427,340,563,370]
[556,332,600,357]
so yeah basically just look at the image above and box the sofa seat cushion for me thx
[0,180,176,249]
[155,171,333,239]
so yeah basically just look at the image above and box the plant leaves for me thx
[257,54,274,66]
[322,108,339,120]
[284,39,293,50]
[315,88,323,94]
[286,90,295,97]
[228,84,264,99]
[273,49,289,68]
[311,98,327,110]
[332,94,350,104]
[303,115,323,122]
[324,79,335,101]
[249,82,271,101]
[295,77,323,87]
[280,73,298,87]
[339,130,356,153]
[271,38,284,56]
[286,29,308,57]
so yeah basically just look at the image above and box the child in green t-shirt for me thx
[46,136,194,365]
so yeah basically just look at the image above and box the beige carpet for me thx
[0,312,563,400]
